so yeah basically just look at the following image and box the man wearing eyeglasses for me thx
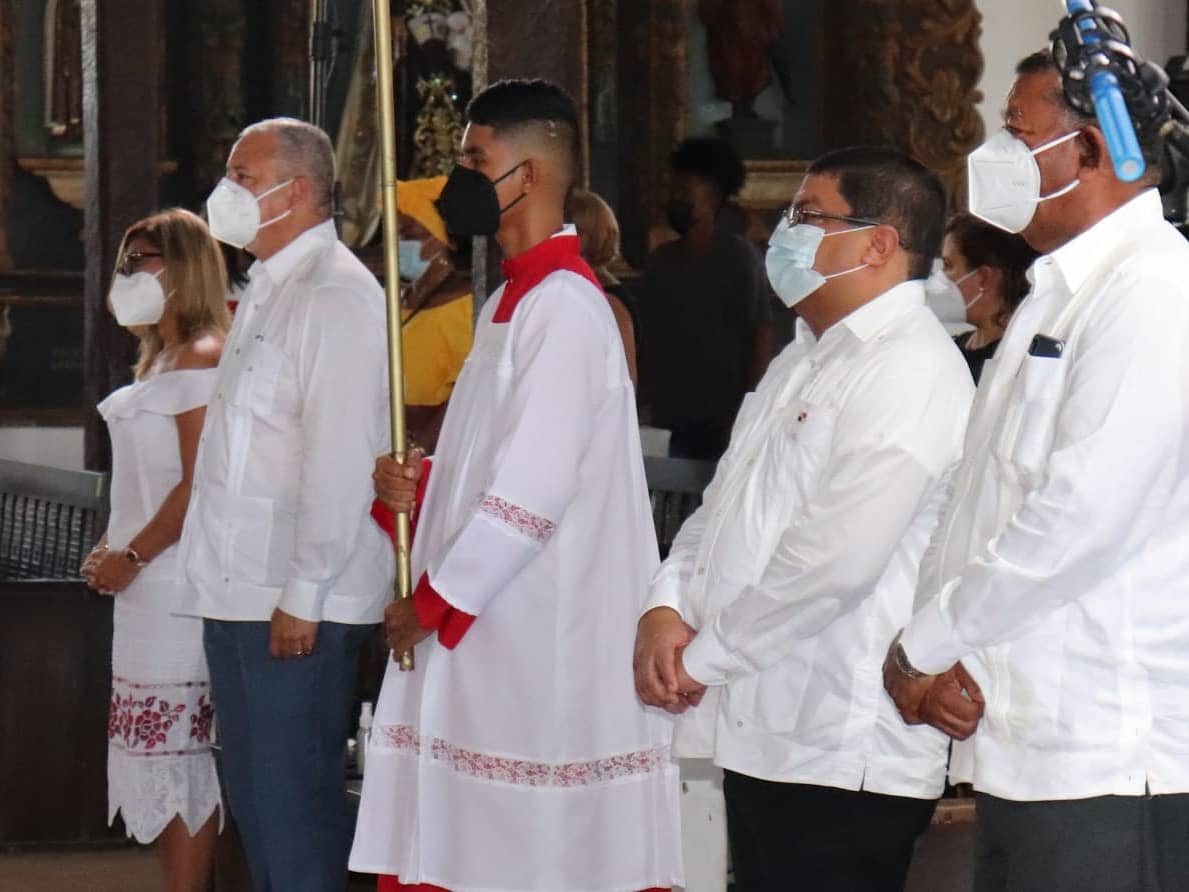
[634,146,976,890]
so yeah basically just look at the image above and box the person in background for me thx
[82,208,229,892]
[939,213,1038,382]
[397,175,474,452]
[568,186,639,386]
[637,137,772,461]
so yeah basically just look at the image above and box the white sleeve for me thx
[683,353,970,685]
[428,278,613,616]
[901,272,1189,673]
[277,283,391,621]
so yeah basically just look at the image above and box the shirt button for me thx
[696,567,706,576]
[736,721,744,728]
[223,577,230,583]
[235,348,240,355]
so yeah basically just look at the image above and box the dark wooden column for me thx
[0,0,14,271]
[485,0,589,180]
[80,0,161,470]
[616,0,688,266]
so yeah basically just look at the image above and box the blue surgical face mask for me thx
[764,217,873,308]
[398,239,432,281]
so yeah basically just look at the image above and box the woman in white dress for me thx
[81,208,230,892]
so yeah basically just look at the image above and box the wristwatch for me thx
[891,631,927,679]
[123,546,149,569]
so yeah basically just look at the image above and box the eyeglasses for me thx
[118,251,163,276]
[785,206,879,229]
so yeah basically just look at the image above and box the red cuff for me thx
[370,458,434,544]
[411,572,476,650]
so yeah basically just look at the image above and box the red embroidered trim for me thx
[108,686,214,754]
[375,724,670,788]
[479,495,556,545]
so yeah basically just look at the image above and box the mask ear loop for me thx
[256,178,296,229]
[1030,130,1083,203]
[492,161,529,215]
[819,222,879,280]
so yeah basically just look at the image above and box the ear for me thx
[289,174,311,207]
[1075,126,1106,173]
[862,224,901,268]
[518,158,537,193]
[976,264,1003,298]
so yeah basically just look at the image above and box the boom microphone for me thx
[1050,1,1189,180]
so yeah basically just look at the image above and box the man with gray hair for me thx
[178,117,392,891]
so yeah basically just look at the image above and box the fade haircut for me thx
[239,117,336,216]
[807,146,946,280]
[1015,49,1162,183]
[466,79,581,191]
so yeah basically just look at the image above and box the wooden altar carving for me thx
[822,0,985,205]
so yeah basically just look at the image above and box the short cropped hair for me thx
[807,146,946,280]
[669,137,747,199]
[1015,49,1163,182]
[239,117,336,216]
[467,79,581,190]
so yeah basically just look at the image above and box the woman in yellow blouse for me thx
[397,176,473,451]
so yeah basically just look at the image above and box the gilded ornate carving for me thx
[823,0,985,206]
[412,74,465,177]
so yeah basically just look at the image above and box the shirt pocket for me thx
[993,355,1066,486]
[763,398,838,504]
[227,494,297,586]
[232,340,287,417]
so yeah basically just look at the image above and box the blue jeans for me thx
[204,618,374,892]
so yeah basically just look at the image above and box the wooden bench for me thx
[0,460,117,846]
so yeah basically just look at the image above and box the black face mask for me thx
[664,198,695,236]
[434,161,526,239]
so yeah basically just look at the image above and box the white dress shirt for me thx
[178,220,393,624]
[901,189,1189,801]
[648,280,973,797]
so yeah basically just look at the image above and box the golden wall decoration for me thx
[412,74,465,177]
[822,0,985,207]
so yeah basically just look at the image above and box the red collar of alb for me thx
[492,233,601,323]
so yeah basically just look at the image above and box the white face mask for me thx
[109,269,170,327]
[764,217,873,308]
[205,177,294,249]
[924,265,978,327]
[967,129,1082,233]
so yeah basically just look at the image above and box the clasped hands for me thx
[634,607,707,714]
[81,545,139,596]
[882,641,985,741]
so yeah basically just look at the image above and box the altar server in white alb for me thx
[349,79,683,892]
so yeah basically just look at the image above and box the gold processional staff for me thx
[372,1,415,671]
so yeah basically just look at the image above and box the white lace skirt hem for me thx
[108,747,223,844]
